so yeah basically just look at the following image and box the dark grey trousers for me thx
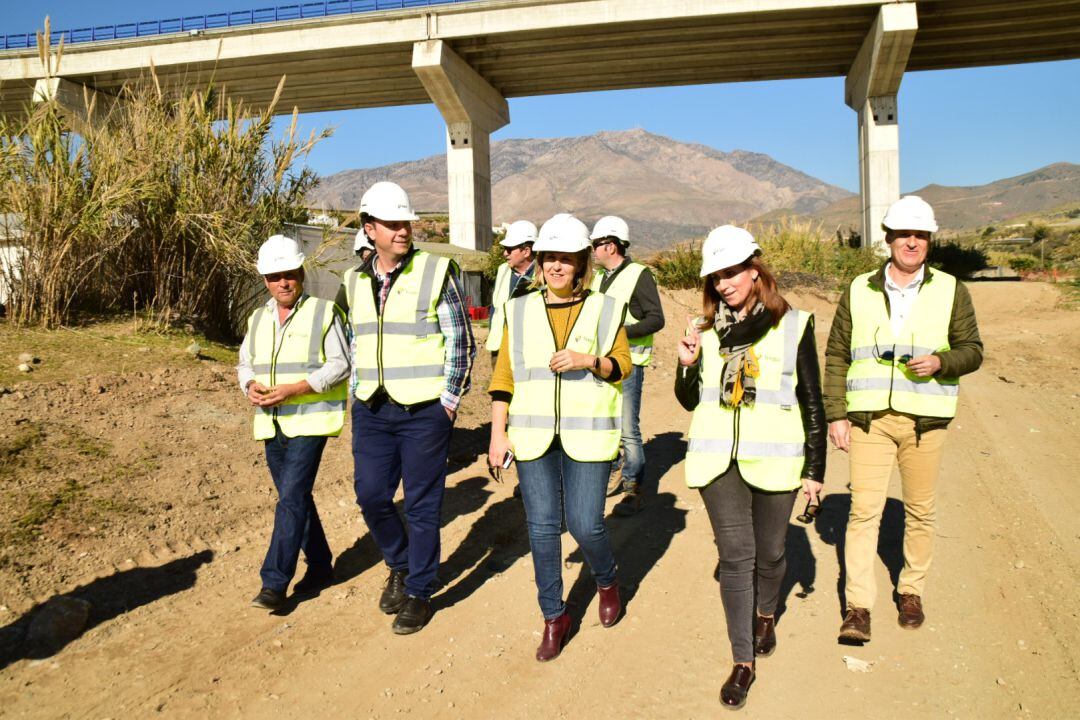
[700,465,798,663]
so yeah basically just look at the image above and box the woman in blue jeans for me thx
[675,226,826,709]
[488,214,633,661]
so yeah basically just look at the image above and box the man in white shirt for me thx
[237,235,351,611]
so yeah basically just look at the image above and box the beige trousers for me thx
[844,411,948,609]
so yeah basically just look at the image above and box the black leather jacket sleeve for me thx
[673,360,701,411]
[796,318,827,482]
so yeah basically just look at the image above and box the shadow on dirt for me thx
[0,550,213,670]
[811,492,905,616]
[561,431,690,639]
[266,475,496,616]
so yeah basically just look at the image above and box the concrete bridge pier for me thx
[413,40,509,252]
[33,77,116,134]
[845,2,918,251]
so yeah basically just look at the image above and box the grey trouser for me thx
[700,465,797,663]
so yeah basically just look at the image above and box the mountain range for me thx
[309,129,1079,248]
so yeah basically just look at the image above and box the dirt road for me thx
[1,282,1078,718]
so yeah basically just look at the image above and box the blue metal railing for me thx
[3,0,473,51]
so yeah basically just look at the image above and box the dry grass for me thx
[0,24,330,338]
[649,219,880,290]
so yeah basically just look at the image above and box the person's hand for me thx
[246,381,270,406]
[905,354,942,377]
[828,419,851,452]
[256,381,308,408]
[487,432,513,481]
[444,406,457,423]
[677,326,701,366]
[549,349,591,373]
[801,478,824,505]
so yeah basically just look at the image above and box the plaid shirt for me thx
[358,250,476,411]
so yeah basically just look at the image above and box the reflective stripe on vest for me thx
[506,291,625,462]
[845,267,959,418]
[486,262,513,352]
[684,309,810,491]
[594,262,655,366]
[248,296,348,441]
[345,252,450,405]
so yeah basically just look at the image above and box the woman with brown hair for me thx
[674,225,826,709]
[487,214,632,661]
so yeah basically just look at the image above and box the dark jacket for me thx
[674,316,827,483]
[596,257,666,338]
[823,263,984,436]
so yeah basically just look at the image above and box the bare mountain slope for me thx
[805,162,1080,232]
[310,129,852,249]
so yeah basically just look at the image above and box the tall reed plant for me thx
[0,25,329,337]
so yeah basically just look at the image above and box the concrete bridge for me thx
[2,0,1079,250]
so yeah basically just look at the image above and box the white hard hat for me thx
[500,220,538,248]
[534,214,591,253]
[359,181,419,222]
[700,225,760,277]
[257,234,305,275]
[590,215,629,244]
[881,195,938,234]
[354,231,374,253]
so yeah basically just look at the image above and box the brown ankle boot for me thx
[753,614,776,657]
[597,582,622,627]
[720,663,755,709]
[535,613,571,662]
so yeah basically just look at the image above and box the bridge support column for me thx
[845,3,917,251]
[33,77,116,135]
[413,40,509,252]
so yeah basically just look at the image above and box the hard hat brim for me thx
[257,255,305,275]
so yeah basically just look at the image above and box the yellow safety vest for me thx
[345,251,451,405]
[846,267,959,418]
[486,262,532,352]
[593,262,655,366]
[685,309,810,491]
[247,296,348,440]
[506,291,626,462]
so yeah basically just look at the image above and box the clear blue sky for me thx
[5,1,1079,193]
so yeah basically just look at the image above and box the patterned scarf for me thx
[712,302,773,408]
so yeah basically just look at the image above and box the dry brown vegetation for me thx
[0,26,329,337]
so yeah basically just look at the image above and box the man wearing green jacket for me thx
[824,196,983,643]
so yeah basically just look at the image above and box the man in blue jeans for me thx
[591,216,666,515]
[336,182,476,634]
[238,235,350,610]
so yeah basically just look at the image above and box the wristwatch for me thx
[592,355,601,370]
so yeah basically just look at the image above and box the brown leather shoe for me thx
[535,613,571,662]
[839,606,871,643]
[753,614,776,657]
[720,663,755,709]
[597,582,622,627]
[897,593,925,629]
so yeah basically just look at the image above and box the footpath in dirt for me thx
[0,281,1078,719]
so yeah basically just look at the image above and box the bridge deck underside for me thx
[0,0,1077,117]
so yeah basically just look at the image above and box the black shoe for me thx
[379,569,409,614]
[391,596,432,635]
[251,587,284,610]
[292,564,335,595]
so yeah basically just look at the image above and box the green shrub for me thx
[483,230,507,281]
[1007,255,1040,272]
[650,240,703,289]
[927,241,989,278]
